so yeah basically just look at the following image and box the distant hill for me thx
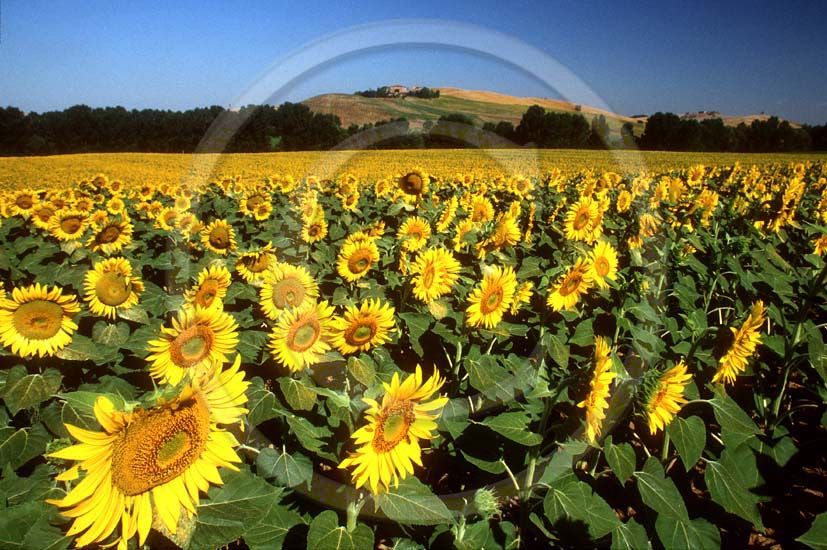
[301,87,643,137]
[679,111,802,128]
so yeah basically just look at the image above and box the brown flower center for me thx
[60,215,84,235]
[195,280,220,308]
[480,287,504,314]
[286,316,320,353]
[97,224,122,244]
[344,319,376,346]
[169,325,214,368]
[95,271,133,307]
[12,300,64,340]
[110,396,210,496]
[373,400,415,452]
[209,226,230,249]
[347,249,373,275]
[16,194,34,209]
[559,272,583,297]
[573,208,591,230]
[271,277,306,309]
[594,257,610,277]
[400,173,424,195]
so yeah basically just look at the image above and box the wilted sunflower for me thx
[564,197,600,242]
[397,216,431,252]
[466,265,518,329]
[642,361,692,434]
[337,236,380,282]
[86,217,134,255]
[712,300,766,385]
[47,356,248,550]
[48,209,88,241]
[184,264,232,310]
[339,365,448,495]
[259,263,319,320]
[84,257,144,320]
[577,337,617,443]
[330,299,395,355]
[588,241,619,289]
[269,300,335,372]
[201,219,237,255]
[147,306,239,385]
[0,282,80,358]
[235,243,276,283]
[410,247,461,303]
[546,258,594,312]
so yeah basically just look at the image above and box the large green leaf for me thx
[0,424,50,470]
[285,414,334,460]
[3,367,62,415]
[654,515,720,550]
[634,458,689,521]
[604,436,636,484]
[437,398,469,439]
[307,510,374,550]
[479,411,542,446]
[666,415,706,472]
[278,377,317,411]
[704,458,764,529]
[611,518,649,550]
[377,477,454,525]
[544,479,621,539]
[246,377,282,427]
[465,354,515,401]
[91,321,130,347]
[709,392,760,438]
[797,512,827,550]
[0,501,71,550]
[256,447,313,489]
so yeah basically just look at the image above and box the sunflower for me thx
[564,197,599,242]
[397,168,430,203]
[330,299,395,355]
[588,241,619,289]
[546,258,594,312]
[301,214,328,244]
[374,178,391,197]
[453,218,476,251]
[201,219,237,255]
[259,263,319,320]
[86,217,134,255]
[577,337,616,443]
[397,216,431,252]
[10,189,37,218]
[269,300,335,372]
[435,196,459,232]
[235,243,276,283]
[146,306,239,385]
[337,236,380,282]
[48,209,88,241]
[712,300,766,385]
[509,281,534,315]
[339,365,448,495]
[185,264,232,310]
[642,361,692,434]
[410,247,461,303]
[341,191,360,212]
[47,356,248,550]
[31,202,56,230]
[0,283,80,358]
[469,195,495,224]
[155,207,179,231]
[84,258,144,320]
[106,196,126,216]
[812,234,827,256]
[616,190,632,213]
[466,265,518,329]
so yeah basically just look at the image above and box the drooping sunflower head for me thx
[336,236,380,282]
[185,264,232,310]
[465,264,518,329]
[259,262,319,320]
[330,298,396,355]
[339,365,448,494]
[47,355,248,549]
[83,257,144,320]
[712,300,766,386]
[410,247,462,303]
[235,243,276,283]
[397,216,432,252]
[147,306,239,385]
[0,282,80,357]
[269,299,335,372]
[640,361,692,435]
[48,209,88,241]
[546,258,594,312]
[576,336,617,443]
[201,219,237,255]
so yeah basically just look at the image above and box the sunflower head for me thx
[235,244,276,283]
[269,300,335,372]
[201,219,237,255]
[397,168,430,199]
[330,298,396,355]
[0,283,80,357]
[337,237,380,282]
[84,257,144,320]
[259,263,319,320]
[640,361,692,435]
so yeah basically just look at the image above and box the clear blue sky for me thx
[1,1,825,124]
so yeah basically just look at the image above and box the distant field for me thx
[2,150,826,190]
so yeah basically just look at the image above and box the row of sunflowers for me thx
[1,158,826,549]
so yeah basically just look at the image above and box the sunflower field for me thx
[1,153,827,549]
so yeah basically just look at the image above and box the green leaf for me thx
[709,392,760,444]
[307,510,374,550]
[611,518,649,550]
[0,501,71,550]
[256,447,313,489]
[666,415,706,472]
[634,457,689,521]
[246,378,282,427]
[399,312,431,357]
[654,515,720,550]
[189,469,300,550]
[797,512,827,549]
[604,436,636,484]
[461,451,506,474]
[569,318,595,348]
[347,355,376,387]
[91,321,130,347]
[286,414,334,459]
[537,441,587,486]
[278,377,317,411]
[704,459,764,529]
[437,398,469,439]
[465,355,514,401]
[543,479,621,539]
[4,368,62,415]
[479,411,542,446]
[117,305,150,324]
[544,332,570,369]
[377,477,454,525]
[0,424,50,470]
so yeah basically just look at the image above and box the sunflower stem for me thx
[661,432,671,462]
[500,459,520,493]
[346,496,365,532]
[237,444,260,455]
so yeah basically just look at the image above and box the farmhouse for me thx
[387,84,408,96]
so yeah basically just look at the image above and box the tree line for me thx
[0,103,825,156]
